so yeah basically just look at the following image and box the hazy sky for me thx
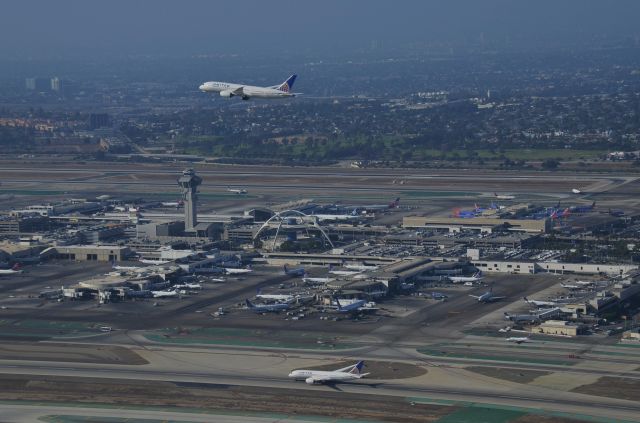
[2,0,639,59]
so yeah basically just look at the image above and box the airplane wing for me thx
[468,295,481,299]
[490,296,506,301]
[307,375,336,383]
[231,86,245,96]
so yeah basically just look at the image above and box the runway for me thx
[1,342,640,422]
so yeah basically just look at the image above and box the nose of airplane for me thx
[198,83,206,91]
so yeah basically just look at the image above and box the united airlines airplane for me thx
[199,75,298,100]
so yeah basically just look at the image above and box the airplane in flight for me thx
[283,265,306,277]
[199,75,298,100]
[0,264,23,276]
[449,271,483,283]
[469,286,505,303]
[494,192,515,200]
[288,361,369,385]
[245,299,289,313]
[506,336,531,344]
[227,187,248,195]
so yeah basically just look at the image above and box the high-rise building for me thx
[50,77,63,92]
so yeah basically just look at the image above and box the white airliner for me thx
[303,276,335,284]
[151,290,178,298]
[469,286,505,303]
[224,267,252,275]
[227,187,247,195]
[523,297,558,307]
[0,264,23,276]
[507,336,530,344]
[288,361,369,385]
[494,192,515,200]
[199,75,298,100]
[344,264,379,271]
[572,188,582,194]
[449,271,483,283]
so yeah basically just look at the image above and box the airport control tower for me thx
[178,168,202,231]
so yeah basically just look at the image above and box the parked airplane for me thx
[227,187,248,195]
[570,201,596,213]
[288,361,369,385]
[312,210,359,221]
[348,198,400,213]
[303,276,335,284]
[572,188,582,194]
[224,266,252,275]
[284,265,305,277]
[151,290,178,298]
[161,200,184,208]
[245,299,289,313]
[344,263,379,272]
[199,75,298,100]
[504,312,540,324]
[329,268,362,276]
[0,264,22,276]
[506,336,530,344]
[561,282,583,290]
[256,294,294,302]
[494,192,515,200]
[449,271,483,283]
[334,297,368,313]
[174,283,202,289]
[523,297,558,307]
[469,286,505,303]
[138,258,171,265]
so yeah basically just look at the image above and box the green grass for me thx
[144,334,353,350]
[436,406,525,423]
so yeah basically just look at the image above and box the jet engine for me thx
[305,377,317,385]
[219,90,234,97]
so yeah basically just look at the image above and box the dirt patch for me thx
[295,360,427,380]
[0,374,450,423]
[465,366,550,384]
[0,342,148,365]
[572,376,640,402]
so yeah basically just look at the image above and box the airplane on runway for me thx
[506,336,531,344]
[283,265,305,277]
[449,271,483,283]
[288,361,369,385]
[0,264,23,275]
[227,187,248,195]
[245,299,289,313]
[494,192,516,200]
[199,75,298,100]
[469,285,505,303]
[572,188,582,194]
[504,312,540,324]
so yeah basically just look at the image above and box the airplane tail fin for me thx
[277,74,297,93]
[349,360,365,375]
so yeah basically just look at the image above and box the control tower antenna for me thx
[177,169,202,231]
